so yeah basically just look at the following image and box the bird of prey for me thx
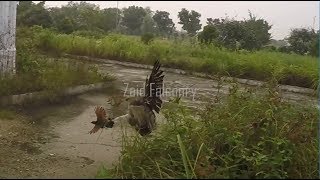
[89,106,114,134]
[125,59,164,136]
[90,59,164,136]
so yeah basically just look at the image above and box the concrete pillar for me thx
[0,1,18,76]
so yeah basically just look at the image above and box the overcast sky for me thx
[34,1,319,40]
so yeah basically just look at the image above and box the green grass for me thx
[0,26,114,97]
[0,53,113,97]
[0,110,17,120]
[101,82,317,179]
[37,28,318,89]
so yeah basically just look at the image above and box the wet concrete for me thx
[98,62,317,109]
[0,59,317,178]
[0,88,132,178]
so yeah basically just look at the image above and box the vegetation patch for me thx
[101,82,318,179]
[0,26,114,97]
[36,28,318,89]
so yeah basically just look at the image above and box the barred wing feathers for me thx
[144,59,164,113]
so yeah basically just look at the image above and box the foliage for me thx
[0,110,17,120]
[262,45,278,52]
[48,1,103,34]
[278,46,291,54]
[38,29,318,89]
[178,8,202,36]
[153,11,175,37]
[16,2,318,56]
[141,33,155,45]
[121,6,147,35]
[141,14,157,34]
[287,28,318,55]
[99,8,122,32]
[243,11,272,49]
[310,36,319,57]
[17,1,53,28]
[197,25,219,45]
[101,82,318,178]
[0,57,111,97]
[0,26,112,97]
[203,12,272,51]
[71,30,106,39]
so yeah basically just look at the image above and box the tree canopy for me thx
[16,1,318,56]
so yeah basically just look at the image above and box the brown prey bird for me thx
[89,106,114,134]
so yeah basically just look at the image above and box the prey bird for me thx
[89,106,114,134]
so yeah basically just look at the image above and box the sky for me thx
[33,1,319,40]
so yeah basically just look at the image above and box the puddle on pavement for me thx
[1,87,133,178]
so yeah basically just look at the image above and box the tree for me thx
[243,11,272,49]
[287,28,317,55]
[121,6,147,35]
[239,28,259,51]
[75,1,102,31]
[206,17,247,50]
[141,14,157,34]
[99,8,122,32]
[153,11,175,37]
[310,31,319,57]
[17,1,53,28]
[49,1,103,33]
[197,25,219,45]
[178,8,202,36]
[203,12,272,51]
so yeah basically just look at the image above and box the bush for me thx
[141,33,155,45]
[278,46,291,54]
[197,25,219,45]
[72,30,106,39]
[0,56,112,97]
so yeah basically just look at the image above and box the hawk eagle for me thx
[90,59,164,136]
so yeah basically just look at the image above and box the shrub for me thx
[141,33,155,45]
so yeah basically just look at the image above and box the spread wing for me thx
[89,124,100,134]
[144,59,164,113]
[95,106,106,122]
[89,106,107,134]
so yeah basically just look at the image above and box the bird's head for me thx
[125,97,144,105]
[125,97,135,104]
[91,120,97,124]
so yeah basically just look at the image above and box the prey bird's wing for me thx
[95,106,107,123]
[144,59,164,113]
[89,124,100,134]
[89,106,107,134]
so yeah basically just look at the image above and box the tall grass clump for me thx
[37,28,318,89]
[0,26,113,97]
[103,82,317,179]
[0,57,112,97]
